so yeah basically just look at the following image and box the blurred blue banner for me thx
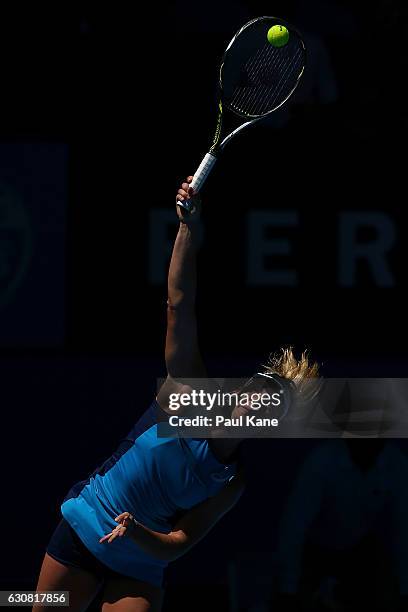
[0,143,67,346]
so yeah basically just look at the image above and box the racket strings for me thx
[230,45,272,110]
[255,46,303,115]
[238,44,291,115]
[231,49,301,115]
[226,39,304,117]
[231,43,282,111]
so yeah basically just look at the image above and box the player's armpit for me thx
[156,373,219,415]
[156,376,194,415]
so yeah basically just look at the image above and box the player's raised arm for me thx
[157,177,206,410]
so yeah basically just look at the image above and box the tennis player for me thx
[35,178,318,611]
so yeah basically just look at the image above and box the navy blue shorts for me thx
[47,518,124,580]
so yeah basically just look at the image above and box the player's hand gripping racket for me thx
[179,16,306,212]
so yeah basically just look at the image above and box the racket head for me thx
[219,16,306,120]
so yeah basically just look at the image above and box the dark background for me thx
[1,2,408,610]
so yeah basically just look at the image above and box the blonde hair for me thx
[262,347,322,406]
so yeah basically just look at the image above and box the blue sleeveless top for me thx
[61,400,236,586]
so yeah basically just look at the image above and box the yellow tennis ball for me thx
[267,24,289,47]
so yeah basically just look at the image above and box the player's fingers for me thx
[99,532,113,543]
[176,194,189,204]
[181,182,190,192]
[178,188,189,198]
[115,512,130,522]
[187,176,193,183]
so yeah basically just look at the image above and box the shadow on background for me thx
[1,1,408,610]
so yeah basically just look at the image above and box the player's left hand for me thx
[99,512,135,544]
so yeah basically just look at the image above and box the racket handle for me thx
[178,153,217,212]
[191,152,217,192]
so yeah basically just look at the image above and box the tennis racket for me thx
[179,16,306,211]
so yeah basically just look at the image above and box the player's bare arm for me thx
[157,177,207,411]
[99,465,245,561]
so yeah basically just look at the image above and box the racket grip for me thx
[178,153,217,212]
[191,152,217,192]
